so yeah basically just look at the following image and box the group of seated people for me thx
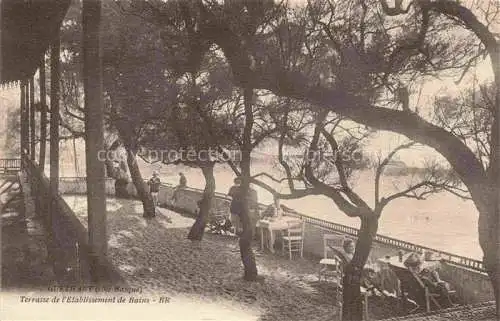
[334,238,455,309]
[207,182,457,310]
[403,252,455,308]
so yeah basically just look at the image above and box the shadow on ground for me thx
[64,195,410,320]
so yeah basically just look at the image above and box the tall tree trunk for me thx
[239,169,258,281]
[29,77,36,161]
[124,144,155,218]
[342,215,379,321]
[39,57,47,171]
[239,86,258,281]
[491,64,500,316]
[188,163,215,241]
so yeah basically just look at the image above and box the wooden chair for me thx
[318,234,346,282]
[391,265,454,313]
[281,220,304,260]
[318,235,371,314]
[318,235,347,307]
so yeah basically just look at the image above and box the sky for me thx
[363,53,495,166]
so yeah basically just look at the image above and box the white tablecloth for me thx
[256,217,302,253]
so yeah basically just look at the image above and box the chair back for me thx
[285,220,304,238]
[323,234,353,259]
[391,265,428,304]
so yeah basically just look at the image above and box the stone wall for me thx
[439,262,493,304]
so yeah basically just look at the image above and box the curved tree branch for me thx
[375,142,416,205]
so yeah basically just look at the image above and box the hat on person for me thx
[363,266,377,274]
[403,252,422,268]
[424,250,441,261]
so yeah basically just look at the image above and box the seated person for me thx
[341,238,355,262]
[339,239,384,295]
[361,267,386,297]
[261,197,288,220]
[261,204,277,219]
[404,253,454,308]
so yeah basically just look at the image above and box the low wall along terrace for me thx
[58,177,494,304]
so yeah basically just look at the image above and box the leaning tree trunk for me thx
[342,215,379,321]
[490,77,500,316]
[114,177,130,198]
[114,159,130,198]
[125,145,155,218]
[188,163,215,241]
[477,188,500,314]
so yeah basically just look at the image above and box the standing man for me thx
[228,177,243,236]
[179,172,187,188]
[148,170,161,207]
[171,172,187,204]
[248,184,260,235]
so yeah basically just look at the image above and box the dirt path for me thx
[99,200,339,321]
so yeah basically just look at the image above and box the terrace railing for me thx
[56,177,486,274]
[0,158,21,174]
[282,209,485,273]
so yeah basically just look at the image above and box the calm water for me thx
[138,159,482,260]
[56,151,482,260]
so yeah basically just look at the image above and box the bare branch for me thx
[304,120,371,217]
[278,104,297,191]
[251,172,292,184]
[252,126,280,148]
[319,127,370,209]
[375,142,416,204]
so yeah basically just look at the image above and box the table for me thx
[257,216,302,253]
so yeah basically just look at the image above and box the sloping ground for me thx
[64,196,407,321]
[380,302,496,321]
[1,178,56,290]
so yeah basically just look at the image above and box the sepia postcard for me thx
[1,0,499,320]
